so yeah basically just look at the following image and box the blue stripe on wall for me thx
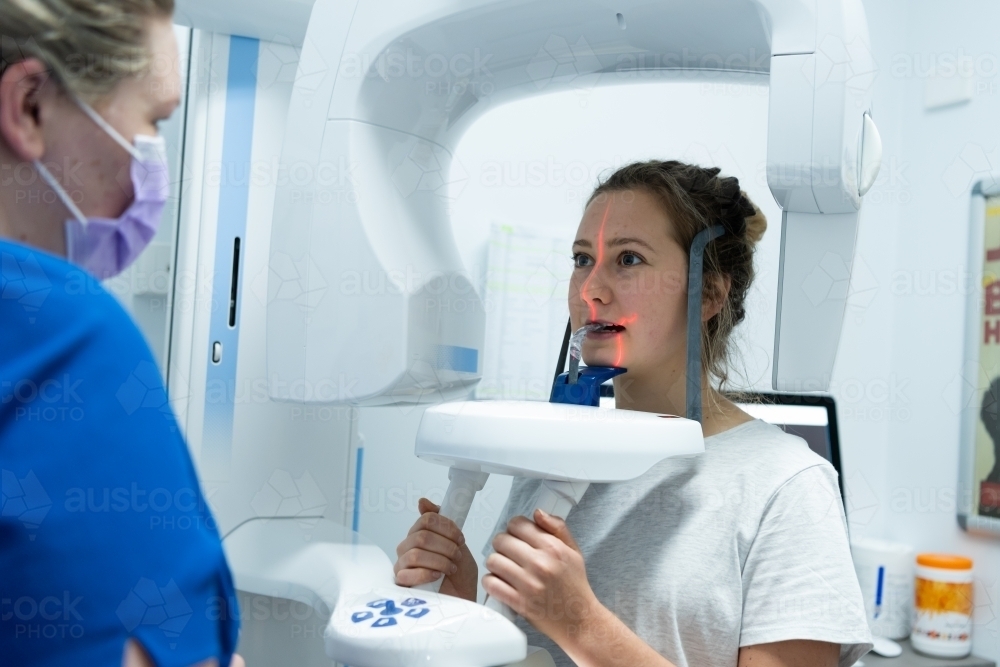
[352,446,364,533]
[202,36,259,480]
[434,345,479,373]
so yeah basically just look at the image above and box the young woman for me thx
[395,161,872,667]
[0,1,241,665]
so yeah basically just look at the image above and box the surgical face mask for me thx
[34,99,169,280]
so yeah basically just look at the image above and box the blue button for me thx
[380,600,402,616]
[366,599,390,609]
[405,607,429,619]
[401,598,426,607]
[372,617,397,628]
[351,611,373,623]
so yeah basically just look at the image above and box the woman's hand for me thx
[483,509,600,646]
[394,498,478,602]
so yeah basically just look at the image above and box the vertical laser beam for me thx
[580,199,640,369]
[580,200,612,323]
[614,313,638,366]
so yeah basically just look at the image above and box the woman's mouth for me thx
[586,322,626,339]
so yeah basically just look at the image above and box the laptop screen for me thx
[735,401,833,462]
[734,394,843,501]
[598,389,842,491]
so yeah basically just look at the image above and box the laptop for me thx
[735,392,844,501]
[598,386,844,501]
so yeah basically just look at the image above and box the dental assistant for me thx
[0,1,240,665]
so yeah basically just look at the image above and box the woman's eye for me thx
[573,253,593,268]
[620,252,644,267]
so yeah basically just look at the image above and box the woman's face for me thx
[44,15,180,220]
[569,189,689,375]
[0,13,180,250]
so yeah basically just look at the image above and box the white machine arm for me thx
[225,518,530,667]
[481,478,591,622]
[176,0,882,403]
[416,400,705,621]
[766,0,882,390]
[414,467,489,594]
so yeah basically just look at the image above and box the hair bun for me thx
[742,195,767,245]
[702,176,768,246]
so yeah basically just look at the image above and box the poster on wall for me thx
[977,197,1000,520]
[961,191,1000,534]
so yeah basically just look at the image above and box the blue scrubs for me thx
[0,239,239,666]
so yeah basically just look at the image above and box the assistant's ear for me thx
[701,273,731,322]
[0,58,51,162]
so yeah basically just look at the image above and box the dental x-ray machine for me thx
[174,0,881,664]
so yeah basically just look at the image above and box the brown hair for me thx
[588,160,767,391]
[0,0,174,102]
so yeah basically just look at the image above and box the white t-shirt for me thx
[484,418,872,667]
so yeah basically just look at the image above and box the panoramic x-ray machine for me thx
[175,0,882,664]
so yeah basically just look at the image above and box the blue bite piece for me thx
[550,366,626,406]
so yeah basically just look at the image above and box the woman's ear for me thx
[702,273,731,321]
[0,58,51,161]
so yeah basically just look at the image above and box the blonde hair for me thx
[0,0,174,101]
[588,160,767,392]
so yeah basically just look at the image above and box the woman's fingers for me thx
[394,521,463,587]
[491,529,538,565]
[418,497,440,514]
[397,526,463,559]
[393,497,475,591]
[504,514,559,550]
[395,566,445,587]
[485,551,543,597]
[393,540,464,586]
[395,544,458,575]
[482,573,523,614]
[407,498,466,546]
[533,509,581,552]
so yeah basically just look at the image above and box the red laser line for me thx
[612,313,638,366]
[580,200,612,322]
[579,200,640,368]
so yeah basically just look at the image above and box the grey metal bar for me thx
[686,225,726,423]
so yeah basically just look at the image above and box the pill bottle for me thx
[911,553,973,658]
[850,538,915,639]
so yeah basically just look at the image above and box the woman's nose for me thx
[580,263,614,305]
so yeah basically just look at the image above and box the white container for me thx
[851,538,915,639]
[911,554,974,659]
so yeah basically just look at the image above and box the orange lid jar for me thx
[912,553,973,659]
[917,554,974,570]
